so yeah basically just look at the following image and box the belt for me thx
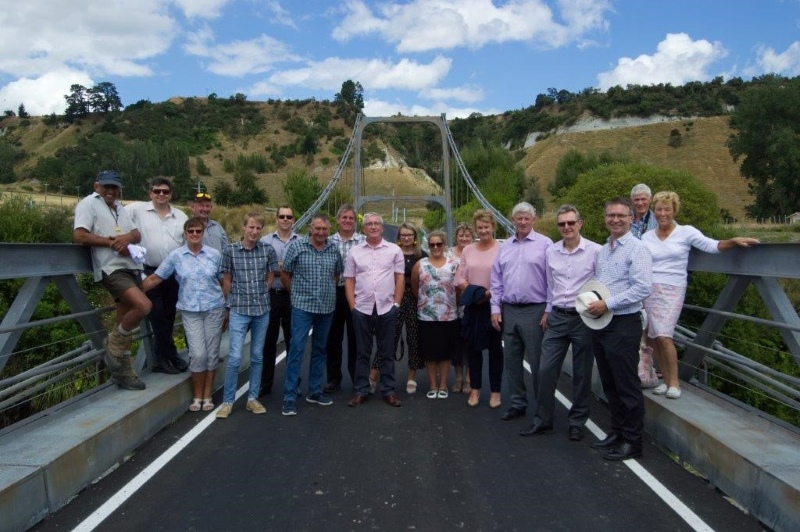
[270,288,287,294]
[144,264,158,272]
[553,306,579,315]
[504,301,544,308]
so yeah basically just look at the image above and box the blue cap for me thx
[97,170,123,188]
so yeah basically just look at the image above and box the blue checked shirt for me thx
[329,231,365,286]
[221,241,279,316]
[594,231,652,315]
[282,236,343,314]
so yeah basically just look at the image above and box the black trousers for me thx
[262,289,291,392]
[592,313,645,445]
[144,266,178,365]
[326,287,357,386]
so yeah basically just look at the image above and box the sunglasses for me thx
[151,188,171,195]
[186,229,204,234]
[557,220,579,227]
[277,214,294,220]
[194,192,211,200]
[428,242,445,248]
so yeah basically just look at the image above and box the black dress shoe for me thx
[169,356,188,372]
[152,360,179,374]
[519,424,552,437]
[603,441,642,461]
[590,433,621,449]
[568,426,585,441]
[500,407,526,421]
[383,394,402,407]
[348,394,367,407]
[323,381,341,394]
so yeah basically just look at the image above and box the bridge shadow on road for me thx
[33,352,765,532]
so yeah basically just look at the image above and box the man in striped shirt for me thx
[216,212,279,419]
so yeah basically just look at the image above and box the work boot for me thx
[102,330,127,372]
[113,353,146,390]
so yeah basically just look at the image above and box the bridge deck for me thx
[15,343,772,532]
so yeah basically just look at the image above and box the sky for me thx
[1,0,800,119]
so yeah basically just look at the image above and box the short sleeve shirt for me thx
[155,245,224,312]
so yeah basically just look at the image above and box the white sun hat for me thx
[575,280,614,330]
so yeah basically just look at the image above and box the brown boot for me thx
[113,353,146,390]
[102,330,127,371]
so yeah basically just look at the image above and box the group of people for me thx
[74,169,757,462]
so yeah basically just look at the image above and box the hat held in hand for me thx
[575,280,613,330]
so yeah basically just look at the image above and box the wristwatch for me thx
[393,302,400,309]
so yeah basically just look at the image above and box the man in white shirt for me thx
[126,177,188,374]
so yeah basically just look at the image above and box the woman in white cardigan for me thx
[641,191,758,399]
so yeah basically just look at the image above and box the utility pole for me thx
[43,182,48,203]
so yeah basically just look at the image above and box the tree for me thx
[17,103,29,118]
[727,76,800,217]
[88,82,123,113]
[548,149,630,199]
[64,84,90,121]
[282,168,322,214]
[334,80,364,112]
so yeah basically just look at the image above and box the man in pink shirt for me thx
[344,213,405,407]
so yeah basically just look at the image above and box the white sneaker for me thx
[666,387,682,399]
[652,384,668,395]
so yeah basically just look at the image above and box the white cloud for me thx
[363,97,498,119]
[753,42,800,77]
[266,0,298,29]
[597,33,728,89]
[269,56,452,91]
[0,70,94,116]
[185,30,298,76]
[332,0,611,52]
[172,0,231,19]
[0,1,175,78]
[422,86,484,103]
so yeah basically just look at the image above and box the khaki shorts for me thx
[101,269,143,301]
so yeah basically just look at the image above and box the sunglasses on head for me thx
[277,214,294,220]
[194,192,211,200]
[557,220,578,227]
[151,188,171,195]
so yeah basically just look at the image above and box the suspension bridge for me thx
[0,115,799,532]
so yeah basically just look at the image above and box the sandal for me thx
[201,398,214,411]
[437,389,449,399]
[452,378,463,394]
[189,398,202,412]
[406,380,417,394]
[463,379,472,394]
[426,389,438,399]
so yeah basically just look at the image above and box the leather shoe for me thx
[590,433,621,449]
[348,394,367,407]
[152,360,179,374]
[519,424,552,437]
[323,381,341,394]
[169,356,188,372]
[568,426,585,441]
[383,394,402,407]
[603,441,642,461]
[500,407,526,421]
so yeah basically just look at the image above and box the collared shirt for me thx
[221,241,279,316]
[490,231,553,314]
[259,230,300,289]
[282,236,343,314]
[545,236,602,312]
[155,245,225,312]
[125,201,188,266]
[202,219,228,254]
[630,209,657,239]
[73,192,141,281]
[344,238,404,316]
[594,231,653,315]
[329,231,365,286]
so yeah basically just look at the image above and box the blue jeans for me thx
[223,310,269,403]
[283,308,333,402]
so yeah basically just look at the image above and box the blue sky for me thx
[2,0,800,119]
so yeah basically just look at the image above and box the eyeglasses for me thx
[428,242,444,248]
[605,213,631,219]
[399,234,415,238]
[277,214,294,220]
[151,189,171,195]
[363,222,381,227]
[186,229,203,235]
[194,193,211,200]
[557,220,579,227]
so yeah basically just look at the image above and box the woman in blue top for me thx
[143,217,226,412]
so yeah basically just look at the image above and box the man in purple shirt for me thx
[490,202,553,421]
[344,213,405,408]
[520,204,600,440]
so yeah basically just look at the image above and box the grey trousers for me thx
[502,303,546,411]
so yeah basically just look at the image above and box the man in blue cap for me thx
[73,170,152,390]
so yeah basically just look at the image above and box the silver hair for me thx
[511,201,536,218]
[630,183,652,198]
[336,203,356,218]
[363,212,383,224]
[555,204,581,220]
